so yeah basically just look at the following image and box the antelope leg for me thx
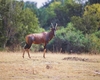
[26,49,31,58]
[22,49,25,58]
[43,49,46,58]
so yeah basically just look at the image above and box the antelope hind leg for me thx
[22,49,25,58]
[23,43,31,58]
[27,49,31,58]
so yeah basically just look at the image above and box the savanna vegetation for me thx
[0,0,100,54]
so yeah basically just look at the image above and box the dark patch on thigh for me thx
[24,43,31,49]
[24,36,34,49]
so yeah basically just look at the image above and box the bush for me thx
[47,23,90,53]
[89,33,100,54]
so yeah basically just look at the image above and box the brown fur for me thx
[22,24,57,58]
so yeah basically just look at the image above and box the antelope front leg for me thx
[43,49,46,58]
[43,44,47,58]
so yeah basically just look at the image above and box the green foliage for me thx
[71,4,100,34]
[0,0,100,53]
[21,8,39,34]
[89,33,100,53]
[84,4,100,26]
[38,0,83,29]
[63,0,83,17]
[0,0,44,50]
[48,23,90,53]
[47,1,61,17]
[88,0,100,4]
[94,31,100,38]
[38,1,62,29]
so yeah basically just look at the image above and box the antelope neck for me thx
[48,30,54,40]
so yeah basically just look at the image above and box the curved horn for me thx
[55,23,57,28]
[51,23,54,28]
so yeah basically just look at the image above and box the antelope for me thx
[22,23,57,58]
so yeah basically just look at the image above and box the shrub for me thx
[47,23,90,53]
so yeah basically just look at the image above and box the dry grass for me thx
[0,51,100,80]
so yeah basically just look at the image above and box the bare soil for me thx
[0,52,100,80]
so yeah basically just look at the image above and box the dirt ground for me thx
[0,52,100,80]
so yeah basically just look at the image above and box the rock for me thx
[46,64,53,69]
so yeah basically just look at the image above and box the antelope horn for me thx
[55,23,57,28]
[51,23,54,28]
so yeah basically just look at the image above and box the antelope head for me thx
[51,23,58,36]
